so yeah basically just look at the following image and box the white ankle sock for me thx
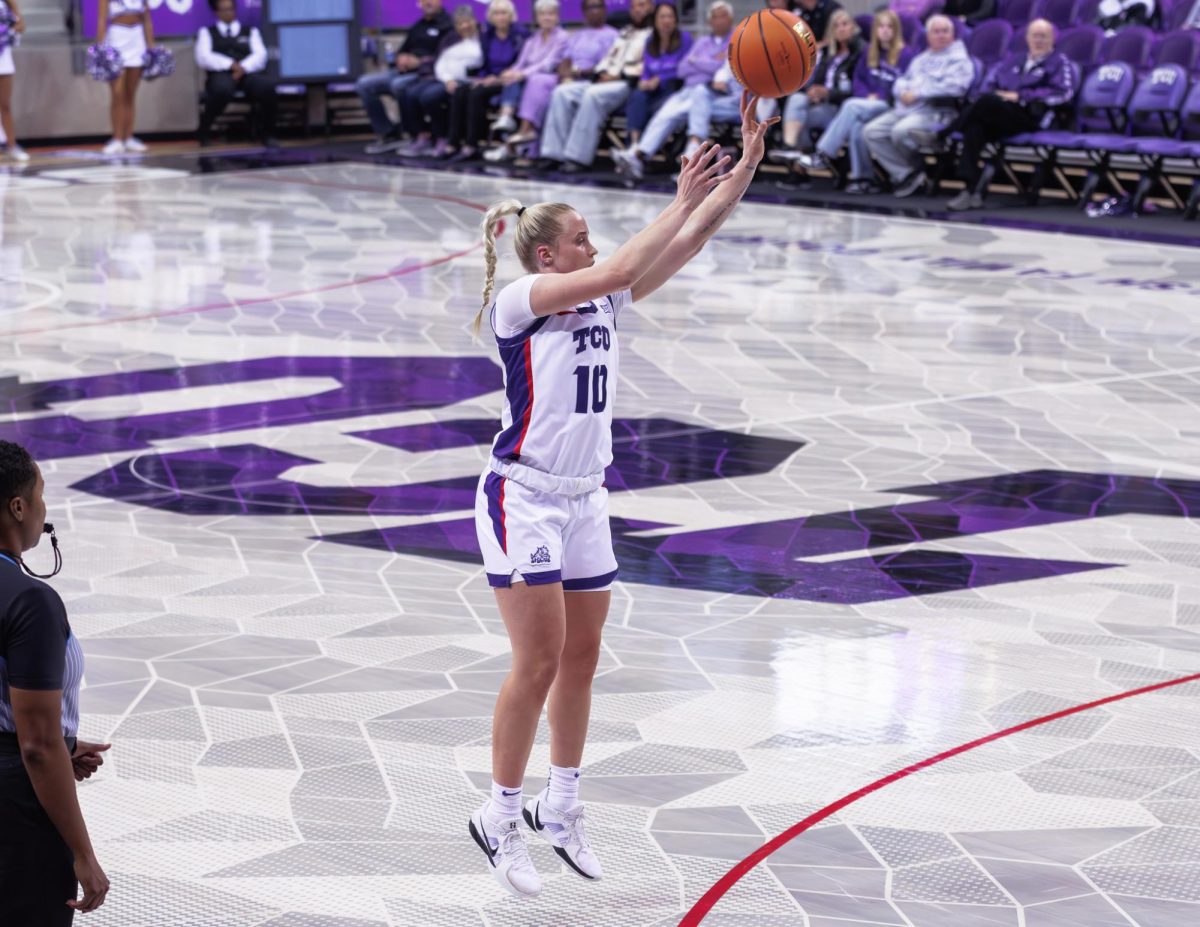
[489,780,523,821]
[547,764,581,810]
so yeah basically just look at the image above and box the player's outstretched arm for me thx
[529,143,731,316]
[631,93,778,304]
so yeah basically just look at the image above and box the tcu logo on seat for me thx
[1151,67,1179,85]
[1097,64,1126,83]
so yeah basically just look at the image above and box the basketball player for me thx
[469,92,778,898]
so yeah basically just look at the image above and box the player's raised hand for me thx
[674,140,733,211]
[738,91,780,168]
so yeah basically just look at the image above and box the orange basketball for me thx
[728,9,818,99]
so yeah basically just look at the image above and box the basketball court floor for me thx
[3,158,1200,926]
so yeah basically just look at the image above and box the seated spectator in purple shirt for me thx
[937,18,1076,210]
[436,0,526,160]
[787,9,913,192]
[623,2,693,149]
[612,1,733,179]
[482,0,569,160]
[503,0,617,148]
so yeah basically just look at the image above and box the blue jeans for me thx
[498,81,524,109]
[356,70,419,137]
[625,82,680,137]
[814,97,890,180]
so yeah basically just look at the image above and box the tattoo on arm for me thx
[699,203,730,236]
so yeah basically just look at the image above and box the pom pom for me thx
[86,43,123,82]
[142,46,176,81]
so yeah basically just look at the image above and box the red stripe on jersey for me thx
[499,478,508,553]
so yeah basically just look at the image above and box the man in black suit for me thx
[195,0,277,147]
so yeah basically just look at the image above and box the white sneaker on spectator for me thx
[483,145,514,162]
[124,137,147,153]
[794,151,829,171]
[524,790,603,881]
[470,804,542,899]
[365,135,405,154]
[681,138,701,161]
[611,147,643,180]
[102,138,125,156]
[7,145,30,162]
[491,113,517,134]
[893,170,928,198]
[767,147,805,164]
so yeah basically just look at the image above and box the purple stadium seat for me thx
[1033,0,1081,28]
[1128,64,1190,135]
[1185,81,1200,138]
[1076,0,1102,21]
[1076,61,1138,131]
[1057,25,1106,70]
[856,13,875,35]
[1153,31,1200,72]
[1161,0,1197,31]
[891,0,945,19]
[997,0,1037,24]
[1009,28,1028,55]
[967,19,1014,63]
[1101,26,1155,70]
[899,13,924,44]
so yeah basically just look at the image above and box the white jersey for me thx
[489,273,630,480]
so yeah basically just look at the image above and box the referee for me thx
[0,440,109,923]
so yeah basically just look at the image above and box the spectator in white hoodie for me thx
[863,14,973,197]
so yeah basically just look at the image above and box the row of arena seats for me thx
[897,0,1199,29]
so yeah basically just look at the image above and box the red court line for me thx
[678,670,1200,926]
[6,184,492,338]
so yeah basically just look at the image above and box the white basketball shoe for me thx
[523,789,603,881]
[469,804,542,898]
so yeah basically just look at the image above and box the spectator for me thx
[357,0,453,154]
[941,0,997,26]
[766,0,797,9]
[0,0,27,162]
[96,0,155,156]
[612,0,733,180]
[938,18,1075,210]
[440,0,527,161]
[482,0,568,161]
[395,5,482,158]
[769,9,862,168]
[622,3,693,150]
[489,0,617,154]
[795,0,843,46]
[863,14,972,197]
[0,440,112,923]
[195,0,276,148]
[537,0,654,173]
[1096,0,1155,31]
[790,9,912,193]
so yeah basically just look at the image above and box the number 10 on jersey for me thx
[573,364,609,414]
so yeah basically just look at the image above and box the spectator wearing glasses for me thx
[938,18,1075,210]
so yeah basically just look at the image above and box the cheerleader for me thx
[96,0,153,155]
[467,94,776,899]
[0,0,27,162]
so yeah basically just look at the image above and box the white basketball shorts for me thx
[475,468,618,591]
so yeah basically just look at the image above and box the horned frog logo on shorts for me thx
[530,545,552,565]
